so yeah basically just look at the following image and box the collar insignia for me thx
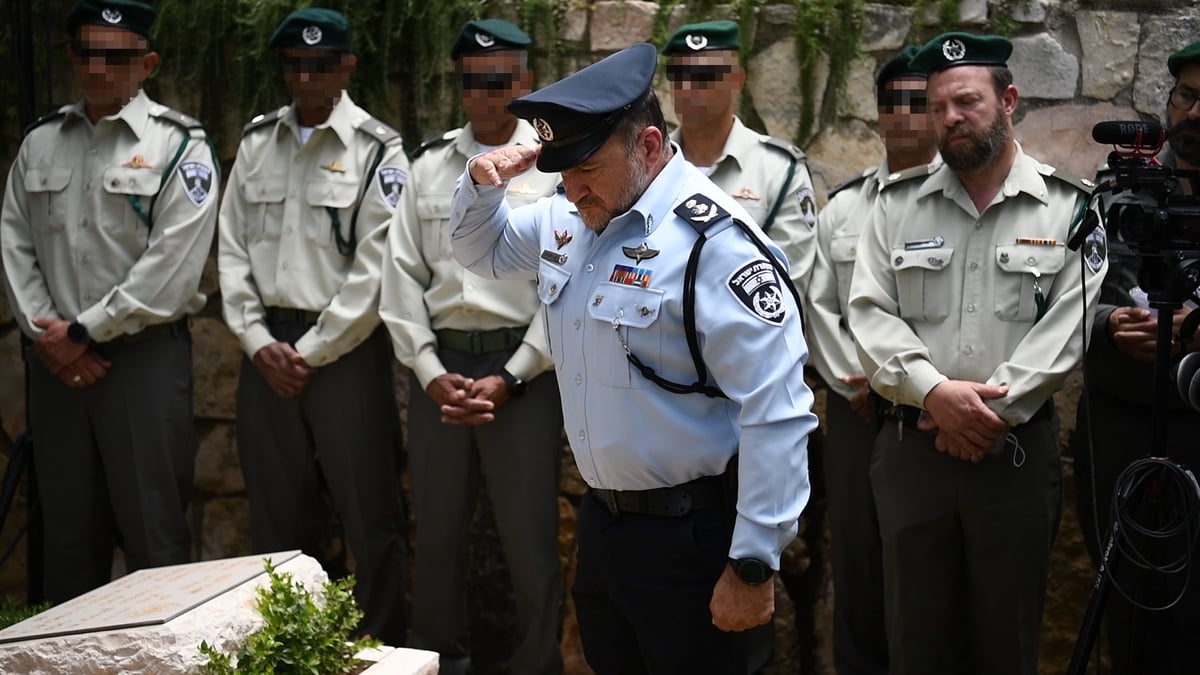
[621,242,660,264]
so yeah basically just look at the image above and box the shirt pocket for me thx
[415,190,453,256]
[101,166,160,240]
[829,233,859,307]
[305,178,361,250]
[994,243,1066,322]
[23,166,73,233]
[586,282,664,389]
[242,176,287,241]
[892,246,954,322]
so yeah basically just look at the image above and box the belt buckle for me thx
[592,489,620,516]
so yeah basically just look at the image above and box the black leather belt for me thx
[885,401,1054,429]
[102,318,189,348]
[590,474,727,517]
[265,306,321,325]
[435,327,526,355]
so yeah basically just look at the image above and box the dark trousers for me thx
[237,324,406,645]
[1070,388,1200,675]
[407,347,564,675]
[27,326,194,604]
[823,393,889,675]
[572,493,772,675]
[870,410,1061,675]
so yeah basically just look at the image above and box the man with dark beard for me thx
[1067,40,1200,675]
[449,43,817,675]
[847,32,1104,675]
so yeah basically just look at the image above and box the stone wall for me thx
[2,1,1200,673]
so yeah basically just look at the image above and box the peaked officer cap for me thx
[66,0,155,39]
[451,19,531,59]
[662,20,740,55]
[269,8,351,52]
[508,43,658,173]
[1169,41,1200,78]
[909,31,1012,74]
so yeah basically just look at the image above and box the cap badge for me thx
[302,25,323,46]
[942,38,966,62]
[101,8,122,24]
[533,118,554,142]
[475,32,495,48]
[685,34,708,51]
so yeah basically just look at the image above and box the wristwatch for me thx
[730,558,774,586]
[500,369,527,398]
[67,320,91,345]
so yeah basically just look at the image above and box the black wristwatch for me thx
[500,369,527,398]
[730,558,774,586]
[67,320,91,345]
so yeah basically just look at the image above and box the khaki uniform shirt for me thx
[380,121,556,388]
[1,91,218,341]
[218,92,409,367]
[672,117,818,292]
[848,146,1104,425]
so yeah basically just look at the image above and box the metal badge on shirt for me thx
[796,185,817,228]
[904,235,945,251]
[376,165,408,211]
[727,259,786,325]
[177,161,214,207]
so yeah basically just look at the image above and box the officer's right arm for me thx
[449,169,543,280]
[806,193,863,401]
[0,140,62,338]
[217,143,275,359]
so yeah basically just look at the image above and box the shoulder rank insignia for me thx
[727,259,786,325]
[622,242,660,264]
[674,194,730,230]
[376,165,409,211]
[243,107,286,136]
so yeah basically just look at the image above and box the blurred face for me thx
[928,66,1015,173]
[667,51,743,123]
[279,47,355,110]
[457,51,531,135]
[560,131,654,232]
[69,24,157,114]
[878,75,936,154]
[1168,63,1200,166]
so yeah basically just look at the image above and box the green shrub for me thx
[0,598,50,630]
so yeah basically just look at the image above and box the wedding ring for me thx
[72,375,82,384]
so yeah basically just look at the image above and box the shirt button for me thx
[577,430,586,440]
[80,255,89,264]
[967,304,976,313]
[282,262,289,270]
[969,262,978,271]
[964,345,973,355]
[1026,257,1037,266]
[574,374,583,385]
[585,264,594,273]
[284,226,293,234]
[573,319,581,330]
[81,219,90,228]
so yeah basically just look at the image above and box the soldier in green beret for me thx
[662,20,819,298]
[1067,39,1200,675]
[217,7,408,645]
[379,18,564,675]
[847,31,1104,674]
[0,0,217,603]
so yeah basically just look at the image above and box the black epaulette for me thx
[827,169,871,200]
[151,106,204,131]
[23,106,70,137]
[356,116,401,146]
[556,182,565,194]
[243,107,286,136]
[760,135,806,162]
[880,163,937,191]
[412,129,460,160]
[1036,162,1095,194]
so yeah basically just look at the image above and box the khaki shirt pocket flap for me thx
[306,179,359,209]
[890,247,954,271]
[586,283,664,329]
[25,166,72,193]
[415,192,453,220]
[995,243,1066,275]
[244,177,287,204]
[830,234,859,263]
[537,264,571,306]
[102,166,161,197]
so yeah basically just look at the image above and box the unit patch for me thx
[610,264,652,288]
[796,185,817,228]
[177,161,213,207]
[376,165,408,210]
[727,260,786,325]
[1083,226,1107,274]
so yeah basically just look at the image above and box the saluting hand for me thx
[710,564,774,632]
[468,145,541,188]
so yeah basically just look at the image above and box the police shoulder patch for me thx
[1083,225,1107,274]
[376,165,409,211]
[795,185,818,228]
[674,194,731,233]
[727,259,787,325]
[177,160,214,207]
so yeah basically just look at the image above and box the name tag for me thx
[541,249,567,265]
[904,235,945,251]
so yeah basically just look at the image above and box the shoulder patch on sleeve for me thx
[727,259,787,325]
[760,135,806,162]
[23,106,70,136]
[1083,225,1107,274]
[411,129,459,160]
[177,160,215,207]
[356,116,402,145]
[826,170,870,200]
[376,165,409,211]
[880,163,936,191]
[796,185,818,228]
[151,106,204,131]
[243,107,287,136]
[674,194,732,233]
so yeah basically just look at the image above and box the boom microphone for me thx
[1091,121,1168,148]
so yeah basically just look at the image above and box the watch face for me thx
[734,559,771,585]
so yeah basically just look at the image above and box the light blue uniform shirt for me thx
[449,150,815,567]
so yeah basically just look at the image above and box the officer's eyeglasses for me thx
[279,54,344,75]
[70,43,147,66]
[665,64,733,83]
[458,71,520,91]
[878,89,928,113]
[1169,86,1200,111]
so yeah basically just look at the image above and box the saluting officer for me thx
[217,8,408,644]
[0,0,217,603]
[450,43,816,675]
[847,33,1104,674]
[805,45,939,675]
[662,20,818,292]
[379,19,563,675]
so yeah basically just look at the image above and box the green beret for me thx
[451,19,531,59]
[909,31,1012,74]
[875,45,924,90]
[1169,41,1200,78]
[268,8,351,52]
[65,0,155,39]
[662,20,740,55]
